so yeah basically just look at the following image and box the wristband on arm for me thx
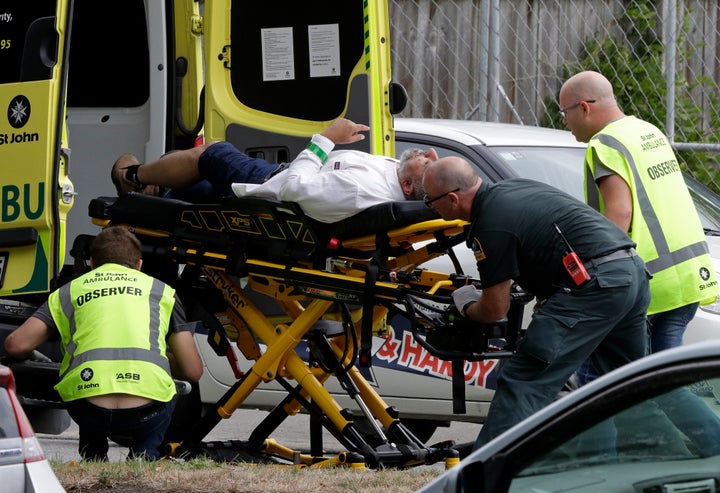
[123,164,144,186]
[306,142,329,164]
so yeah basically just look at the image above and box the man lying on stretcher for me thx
[111,119,436,223]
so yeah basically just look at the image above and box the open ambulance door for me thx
[62,0,203,267]
[0,0,73,296]
[202,0,406,161]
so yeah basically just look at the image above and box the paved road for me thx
[38,409,481,463]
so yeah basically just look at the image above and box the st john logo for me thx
[8,95,30,129]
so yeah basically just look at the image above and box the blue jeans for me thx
[648,302,699,353]
[163,142,281,202]
[575,386,720,461]
[575,302,699,385]
[651,386,720,456]
[66,397,177,461]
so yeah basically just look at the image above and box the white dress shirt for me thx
[231,134,404,223]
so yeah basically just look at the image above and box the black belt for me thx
[583,248,637,269]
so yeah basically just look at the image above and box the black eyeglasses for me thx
[424,187,460,206]
[560,99,596,119]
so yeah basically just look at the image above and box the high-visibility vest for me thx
[585,116,719,314]
[50,263,177,402]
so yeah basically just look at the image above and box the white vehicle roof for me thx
[394,118,586,149]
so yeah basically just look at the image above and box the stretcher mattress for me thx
[88,193,442,261]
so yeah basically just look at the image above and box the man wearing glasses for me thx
[422,156,651,450]
[560,70,719,383]
[111,119,435,224]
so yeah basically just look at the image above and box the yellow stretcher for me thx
[86,193,524,469]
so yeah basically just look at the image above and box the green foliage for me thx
[542,0,720,192]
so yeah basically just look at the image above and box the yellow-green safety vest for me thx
[49,263,177,402]
[584,116,719,314]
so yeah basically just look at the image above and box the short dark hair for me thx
[90,226,142,267]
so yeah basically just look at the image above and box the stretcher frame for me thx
[87,193,520,469]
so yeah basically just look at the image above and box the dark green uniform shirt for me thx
[467,179,635,299]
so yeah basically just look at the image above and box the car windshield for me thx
[492,145,720,233]
[686,177,720,234]
[491,146,587,202]
[510,378,720,492]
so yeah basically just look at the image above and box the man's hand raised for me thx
[321,118,370,144]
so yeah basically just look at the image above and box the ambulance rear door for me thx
[0,0,73,296]
[64,0,207,266]
[201,0,405,161]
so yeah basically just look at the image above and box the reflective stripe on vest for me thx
[56,276,171,380]
[587,133,710,275]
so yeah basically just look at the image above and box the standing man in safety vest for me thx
[5,226,203,461]
[560,71,719,382]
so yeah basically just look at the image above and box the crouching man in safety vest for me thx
[5,226,203,461]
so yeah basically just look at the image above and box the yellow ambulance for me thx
[0,0,408,437]
[0,0,402,297]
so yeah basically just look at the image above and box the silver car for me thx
[0,364,65,493]
[192,119,720,440]
[418,340,720,493]
[393,118,720,343]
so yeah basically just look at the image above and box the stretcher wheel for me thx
[165,441,182,457]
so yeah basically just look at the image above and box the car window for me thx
[395,140,495,183]
[0,388,19,438]
[490,146,587,201]
[494,145,720,232]
[686,177,720,232]
[66,0,149,107]
[510,378,720,492]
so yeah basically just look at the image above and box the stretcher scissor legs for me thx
[87,197,495,469]
[170,268,460,469]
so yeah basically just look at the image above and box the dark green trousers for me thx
[476,255,650,449]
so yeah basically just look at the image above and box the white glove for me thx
[452,285,482,316]
[30,350,52,363]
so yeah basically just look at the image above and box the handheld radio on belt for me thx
[553,223,591,286]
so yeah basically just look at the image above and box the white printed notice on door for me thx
[308,24,340,78]
[261,27,295,81]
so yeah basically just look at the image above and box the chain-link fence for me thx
[389,0,720,192]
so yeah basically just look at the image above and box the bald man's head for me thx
[560,71,615,103]
[424,157,477,192]
[423,157,480,221]
[559,71,625,143]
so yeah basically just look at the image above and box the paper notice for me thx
[261,27,295,81]
[308,24,340,78]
